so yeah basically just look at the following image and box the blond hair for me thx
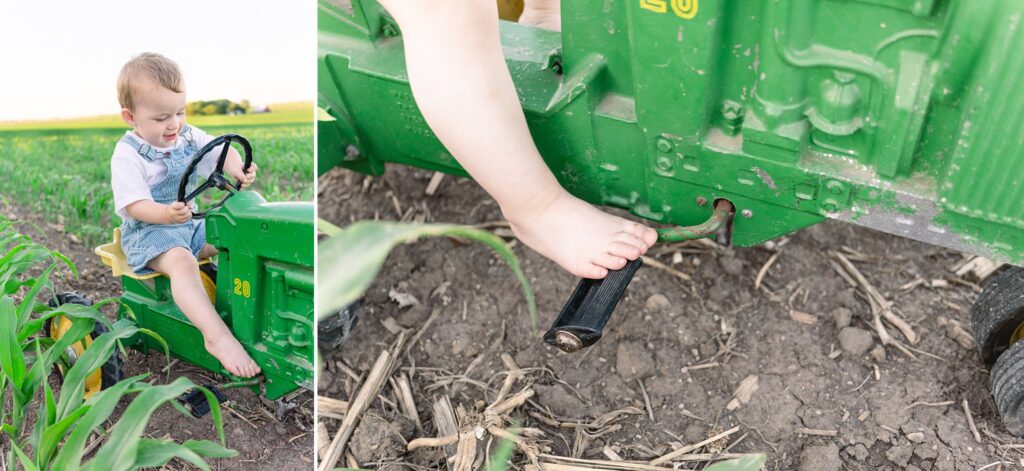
[117,52,184,110]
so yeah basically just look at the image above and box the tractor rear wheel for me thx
[45,292,124,398]
[319,302,358,352]
[991,340,1024,436]
[971,266,1024,366]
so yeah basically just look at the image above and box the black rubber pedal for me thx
[177,384,228,418]
[544,258,643,353]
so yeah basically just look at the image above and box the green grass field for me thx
[0,103,313,246]
[0,101,311,131]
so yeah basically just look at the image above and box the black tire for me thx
[971,266,1024,366]
[319,302,359,352]
[991,340,1024,436]
[45,292,124,393]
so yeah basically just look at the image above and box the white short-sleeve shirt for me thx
[110,125,219,220]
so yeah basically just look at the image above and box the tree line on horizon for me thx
[186,99,253,116]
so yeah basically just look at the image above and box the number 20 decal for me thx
[233,278,251,298]
[640,0,698,19]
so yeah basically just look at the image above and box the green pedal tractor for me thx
[49,135,313,412]
[318,0,1024,435]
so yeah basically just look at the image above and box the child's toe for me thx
[595,253,628,270]
[608,241,641,260]
[633,224,658,247]
[614,232,647,252]
[578,263,608,280]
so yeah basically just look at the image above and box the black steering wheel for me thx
[177,134,253,219]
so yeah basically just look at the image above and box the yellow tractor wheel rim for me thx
[200,267,216,304]
[49,315,103,398]
[1012,321,1024,345]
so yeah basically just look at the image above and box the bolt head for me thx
[696,197,708,206]
[656,156,674,172]
[656,138,674,153]
[555,331,583,353]
[741,209,753,218]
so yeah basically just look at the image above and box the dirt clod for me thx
[349,412,410,463]
[870,344,887,363]
[831,307,853,330]
[719,255,745,276]
[616,341,655,381]
[798,444,841,471]
[645,293,671,312]
[886,441,915,467]
[838,327,874,355]
[845,443,870,461]
[533,383,581,418]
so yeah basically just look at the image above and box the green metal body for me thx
[319,0,1024,263]
[118,192,314,400]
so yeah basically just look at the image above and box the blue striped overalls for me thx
[119,125,207,275]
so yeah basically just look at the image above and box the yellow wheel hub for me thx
[49,315,103,398]
[199,265,217,304]
[1012,321,1024,345]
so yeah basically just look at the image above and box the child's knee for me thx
[158,247,199,274]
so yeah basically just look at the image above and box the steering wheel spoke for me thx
[176,134,253,219]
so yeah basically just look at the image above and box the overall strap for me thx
[119,133,168,162]
[180,125,199,155]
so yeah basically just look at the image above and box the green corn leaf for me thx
[182,439,238,459]
[21,314,94,404]
[50,374,149,471]
[18,301,107,343]
[705,454,767,471]
[36,404,91,466]
[0,297,27,389]
[135,327,170,358]
[10,442,39,471]
[45,378,56,426]
[0,243,30,272]
[317,221,536,327]
[318,219,343,237]
[54,323,139,422]
[316,105,337,122]
[157,383,227,445]
[187,385,228,446]
[47,249,78,278]
[131,438,225,471]
[90,377,220,471]
[485,432,518,471]
[13,261,55,325]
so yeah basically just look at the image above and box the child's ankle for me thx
[500,182,566,222]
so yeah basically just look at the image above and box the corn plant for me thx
[0,219,235,470]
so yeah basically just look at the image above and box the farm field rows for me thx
[0,103,312,246]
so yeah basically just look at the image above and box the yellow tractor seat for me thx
[95,228,211,280]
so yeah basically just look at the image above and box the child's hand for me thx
[166,201,193,224]
[230,163,257,188]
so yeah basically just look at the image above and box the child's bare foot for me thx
[205,334,261,378]
[518,0,561,31]
[505,190,658,279]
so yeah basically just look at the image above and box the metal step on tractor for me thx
[49,135,313,416]
[318,0,1024,435]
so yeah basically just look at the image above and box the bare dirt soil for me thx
[318,165,1024,470]
[2,200,313,471]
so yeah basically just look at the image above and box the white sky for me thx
[0,0,314,121]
